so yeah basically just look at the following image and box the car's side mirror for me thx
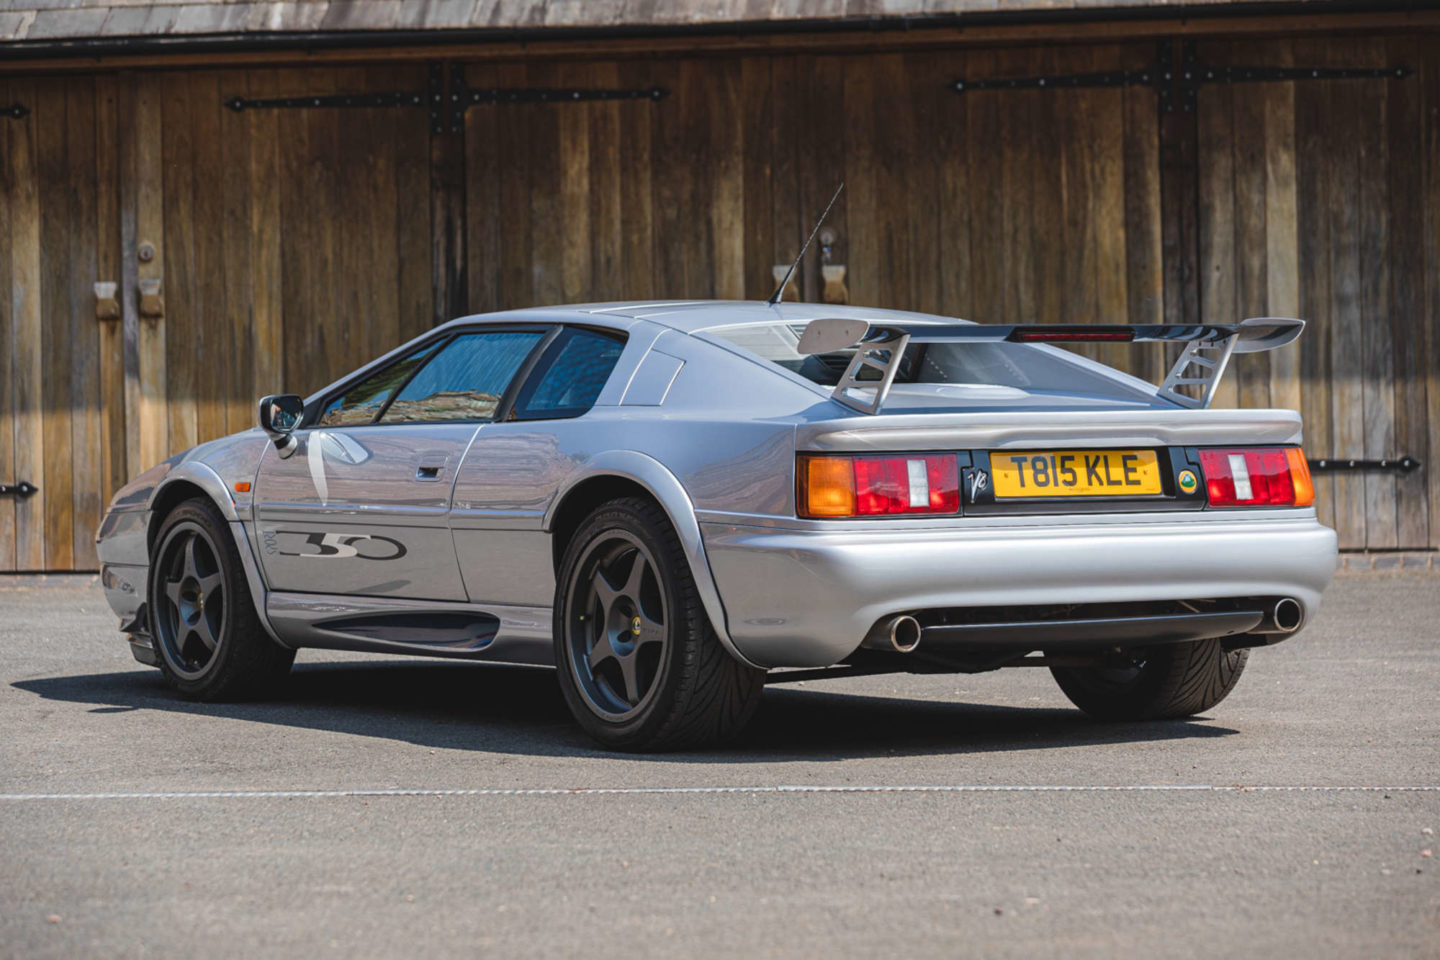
[258,394,304,459]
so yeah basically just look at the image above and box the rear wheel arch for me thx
[544,457,758,669]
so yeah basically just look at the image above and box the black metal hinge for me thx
[223,63,667,136]
[0,480,38,498]
[951,39,1411,115]
[228,63,449,134]
[2,103,29,120]
[1309,456,1422,474]
[446,64,666,133]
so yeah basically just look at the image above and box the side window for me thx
[379,331,545,423]
[512,328,626,420]
[315,341,439,427]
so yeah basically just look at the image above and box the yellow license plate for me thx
[991,449,1163,498]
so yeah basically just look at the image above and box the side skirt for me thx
[266,591,555,666]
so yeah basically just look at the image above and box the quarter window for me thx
[379,331,545,423]
[512,328,625,420]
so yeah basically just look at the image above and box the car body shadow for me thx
[12,659,1238,762]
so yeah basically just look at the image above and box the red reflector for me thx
[1011,327,1136,343]
[797,454,959,518]
[1199,448,1298,507]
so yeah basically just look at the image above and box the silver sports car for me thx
[96,301,1338,750]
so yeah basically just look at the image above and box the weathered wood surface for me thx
[0,35,1437,569]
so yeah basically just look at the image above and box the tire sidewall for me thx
[553,501,698,749]
[149,499,251,698]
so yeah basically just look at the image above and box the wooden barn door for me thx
[128,66,436,468]
[0,75,121,572]
[1191,36,1436,551]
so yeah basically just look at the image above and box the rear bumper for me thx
[701,511,1337,668]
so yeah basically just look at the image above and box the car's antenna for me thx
[767,182,844,306]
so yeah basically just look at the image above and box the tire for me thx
[148,497,295,701]
[1049,638,1248,721]
[554,497,765,751]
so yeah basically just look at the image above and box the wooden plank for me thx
[1160,40,1202,392]
[617,58,657,301]
[190,71,230,447]
[525,62,565,307]
[899,51,939,314]
[1324,47,1368,550]
[493,60,534,309]
[37,79,74,571]
[768,55,802,302]
[935,48,972,319]
[1386,37,1430,549]
[394,65,431,341]
[218,69,254,435]
[1227,44,1273,412]
[135,73,168,473]
[160,71,197,457]
[1196,68,1239,409]
[710,56,746,301]
[363,65,403,358]
[430,68,466,324]
[94,73,127,508]
[247,69,284,395]
[963,47,1002,322]
[1356,38,1398,550]
[1425,42,1440,550]
[0,76,15,571]
[740,56,773,301]
[841,54,880,309]
[464,62,502,315]
[1262,42,1303,418]
[555,60,593,304]
[333,65,373,373]
[65,76,101,568]
[586,61,625,302]
[9,77,45,569]
[1293,39,1335,532]
[1122,46,1165,382]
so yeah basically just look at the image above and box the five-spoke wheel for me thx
[567,532,669,719]
[148,498,294,700]
[153,523,227,680]
[554,497,765,751]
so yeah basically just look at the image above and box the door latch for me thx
[0,480,38,498]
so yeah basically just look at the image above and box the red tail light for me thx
[1199,447,1314,508]
[799,454,959,518]
[1010,326,1136,343]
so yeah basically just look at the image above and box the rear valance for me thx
[797,317,1304,414]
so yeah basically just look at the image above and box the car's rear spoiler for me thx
[797,317,1305,414]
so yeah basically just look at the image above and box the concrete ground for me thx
[0,571,1436,959]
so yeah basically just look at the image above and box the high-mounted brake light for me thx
[1199,447,1314,508]
[799,454,959,518]
[1009,326,1136,343]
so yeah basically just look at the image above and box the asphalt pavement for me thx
[1,570,1436,958]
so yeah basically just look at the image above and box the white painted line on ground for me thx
[0,785,1436,801]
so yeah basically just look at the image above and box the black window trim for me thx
[505,325,630,423]
[303,323,557,429]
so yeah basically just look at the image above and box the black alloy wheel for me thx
[554,497,765,751]
[148,498,294,700]
[566,531,669,720]
[153,522,227,681]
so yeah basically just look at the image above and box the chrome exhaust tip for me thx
[1257,597,1303,634]
[889,615,922,653]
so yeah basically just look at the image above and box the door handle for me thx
[415,454,448,481]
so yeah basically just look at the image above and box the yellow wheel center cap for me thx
[631,616,642,635]
[197,594,205,609]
